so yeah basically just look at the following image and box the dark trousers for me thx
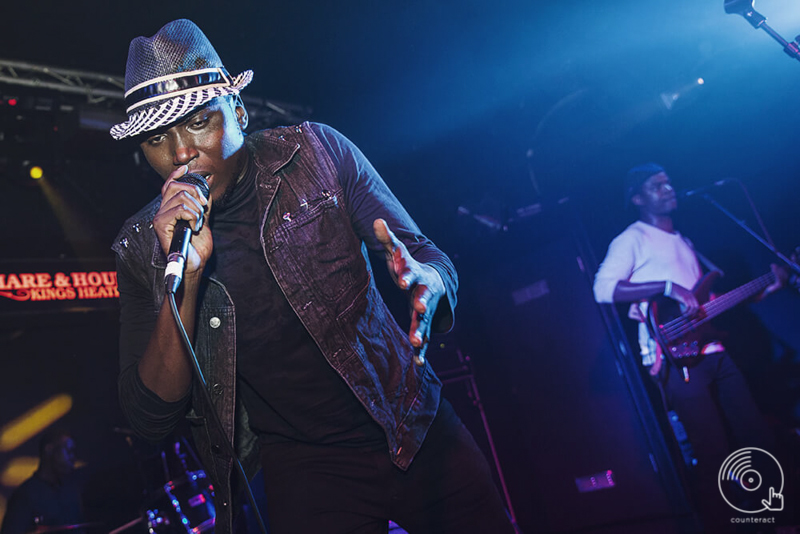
[258,398,515,534]
[662,351,772,532]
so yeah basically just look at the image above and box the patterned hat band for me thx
[110,69,252,140]
[124,67,233,113]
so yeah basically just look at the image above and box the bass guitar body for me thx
[646,271,722,362]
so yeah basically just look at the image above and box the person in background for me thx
[593,163,784,532]
[1,429,85,534]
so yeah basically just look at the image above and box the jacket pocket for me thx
[282,194,369,302]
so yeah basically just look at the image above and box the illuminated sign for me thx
[0,259,119,315]
[0,271,118,302]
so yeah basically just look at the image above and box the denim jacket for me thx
[113,122,457,534]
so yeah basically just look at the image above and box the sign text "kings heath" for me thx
[0,271,119,301]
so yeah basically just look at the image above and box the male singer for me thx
[111,19,513,534]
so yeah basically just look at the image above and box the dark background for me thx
[1,1,799,532]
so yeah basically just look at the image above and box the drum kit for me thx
[140,468,215,533]
[132,436,216,534]
[18,430,425,534]
[25,435,216,534]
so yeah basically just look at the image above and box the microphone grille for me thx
[176,173,210,199]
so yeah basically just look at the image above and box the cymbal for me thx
[26,522,103,534]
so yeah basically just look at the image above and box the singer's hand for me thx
[154,165,212,280]
[669,284,700,316]
[373,219,444,365]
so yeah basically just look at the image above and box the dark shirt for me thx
[210,147,384,447]
[0,473,84,534]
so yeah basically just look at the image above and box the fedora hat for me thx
[110,19,252,140]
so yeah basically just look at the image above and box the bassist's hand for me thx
[670,284,700,316]
[767,263,789,294]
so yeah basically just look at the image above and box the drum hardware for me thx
[141,438,216,534]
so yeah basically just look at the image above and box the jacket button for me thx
[212,383,224,396]
[210,317,221,328]
[212,444,222,454]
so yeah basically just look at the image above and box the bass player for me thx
[592,163,786,532]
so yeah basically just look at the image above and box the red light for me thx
[8,99,17,106]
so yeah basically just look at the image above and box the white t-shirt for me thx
[593,220,708,365]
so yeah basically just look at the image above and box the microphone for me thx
[165,173,210,294]
[676,179,730,198]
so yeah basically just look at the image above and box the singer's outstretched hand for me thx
[153,165,212,281]
[373,218,444,364]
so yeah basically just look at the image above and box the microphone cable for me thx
[168,292,268,534]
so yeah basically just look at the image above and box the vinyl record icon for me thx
[718,447,784,513]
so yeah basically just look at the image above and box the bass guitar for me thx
[646,270,776,362]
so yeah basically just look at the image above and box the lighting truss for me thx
[0,58,311,128]
[0,59,125,104]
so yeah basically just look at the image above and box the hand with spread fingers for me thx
[373,218,445,365]
[152,165,212,281]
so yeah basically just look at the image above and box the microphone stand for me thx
[697,190,800,283]
[724,0,800,63]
